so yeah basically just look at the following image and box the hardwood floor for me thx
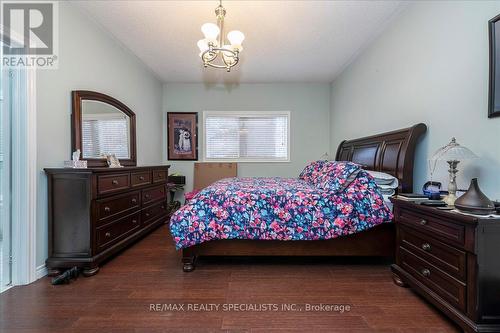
[0,225,460,332]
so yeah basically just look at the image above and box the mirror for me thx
[489,14,500,118]
[71,91,136,167]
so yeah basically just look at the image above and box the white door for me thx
[0,67,13,292]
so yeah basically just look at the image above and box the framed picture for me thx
[488,14,500,118]
[167,112,198,160]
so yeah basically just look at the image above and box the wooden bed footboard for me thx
[181,223,395,272]
[179,123,426,272]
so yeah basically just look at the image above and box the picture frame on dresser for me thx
[488,13,500,118]
[167,112,198,160]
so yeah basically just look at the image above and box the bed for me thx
[170,123,427,272]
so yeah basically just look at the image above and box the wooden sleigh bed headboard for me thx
[335,123,427,193]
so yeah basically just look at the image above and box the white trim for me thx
[35,264,47,280]
[10,66,37,285]
[1,24,38,285]
[202,111,291,163]
[1,284,13,293]
[26,67,37,283]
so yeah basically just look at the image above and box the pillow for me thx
[299,160,328,183]
[366,170,398,187]
[313,161,361,193]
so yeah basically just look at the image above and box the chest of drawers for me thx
[45,165,170,276]
[391,198,500,332]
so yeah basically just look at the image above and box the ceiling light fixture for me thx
[197,0,245,72]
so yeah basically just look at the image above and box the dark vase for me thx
[454,178,495,215]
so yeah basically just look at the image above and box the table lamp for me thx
[430,138,477,205]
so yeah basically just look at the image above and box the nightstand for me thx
[391,198,500,333]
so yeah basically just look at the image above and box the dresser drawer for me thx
[142,201,168,226]
[131,171,152,187]
[399,247,466,312]
[399,226,466,281]
[96,213,141,252]
[152,169,167,183]
[398,208,466,248]
[142,185,166,205]
[97,173,130,195]
[96,191,140,224]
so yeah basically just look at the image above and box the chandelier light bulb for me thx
[227,30,245,46]
[201,23,220,41]
[197,39,209,53]
[197,39,210,58]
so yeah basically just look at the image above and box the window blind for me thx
[204,112,289,162]
[82,116,129,159]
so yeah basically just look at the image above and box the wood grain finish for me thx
[336,123,427,193]
[131,171,151,187]
[399,247,466,312]
[152,169,168,183]
[392,198,500,332]
[0,225,460,332]
[142,185,166,205]
[96,191,140,224]
[399,226,466,281]
[44,165,170,276]
[181,124,427,272]
[97,173,131,195]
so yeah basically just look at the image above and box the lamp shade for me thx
[227,30,245,46]
[197,39,209,53]
[430,137,477,161]
[201,23,220,40]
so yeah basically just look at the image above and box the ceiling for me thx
[72,1,405,83]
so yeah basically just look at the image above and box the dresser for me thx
[45,165,171,276]
[391,198,500,332]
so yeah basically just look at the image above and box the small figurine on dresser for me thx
[104,153,123,168]
[64,149,87,168]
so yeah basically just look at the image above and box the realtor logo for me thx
[1,1,59,68]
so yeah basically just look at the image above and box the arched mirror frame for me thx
[71,90,137,167]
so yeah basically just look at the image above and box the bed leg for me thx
[182,252,196,272]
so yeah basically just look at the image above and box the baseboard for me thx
[35,264,48,280]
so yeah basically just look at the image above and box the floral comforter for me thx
[169,162,393,250]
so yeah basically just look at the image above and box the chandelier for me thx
[197,0,245,72]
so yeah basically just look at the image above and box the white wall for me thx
[164,83,331,194]
[330,1,500,200]
[36,3,163,267]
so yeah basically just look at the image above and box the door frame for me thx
[1,24,38,289]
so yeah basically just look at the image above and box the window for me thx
[82,114,130,159]
[203,111,290,162]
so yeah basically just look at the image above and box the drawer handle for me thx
[145,194,151,199]
[145,213,150,217]
[421,268,431,277]
[161,205,165,209]
[421,243,431,251]
[105,232,111,238]
[104,206,111,213]
[112,180,119,185]
[157,174,163,178]
[131,198,137,204]
[419,219,428,226]
[139,176,145,181]
[132,219,138,224]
